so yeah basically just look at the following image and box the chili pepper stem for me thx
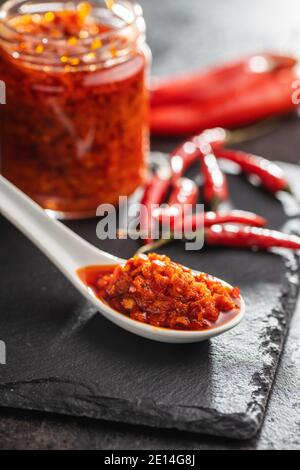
[117,229,169,239]
[135,237,174,256]
[226,115,289,145]
[282,184,293,195]
[209,197,223,212]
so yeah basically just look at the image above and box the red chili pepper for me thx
[153,178,199,225]
[151,66,298,136]
[167,177,199,206]
[199,143,228,210]
[215,148,290,193]
[205,224,300,250]
[151,53,297,107]
[140,166,171,245]
[171,128,227,183]
[169,210,267,232]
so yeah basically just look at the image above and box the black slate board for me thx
[0,161,300,440]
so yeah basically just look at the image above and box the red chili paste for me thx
[78,253,240,331]
[0,2,149,215]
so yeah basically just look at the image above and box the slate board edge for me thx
[0,251,299,440]
[244,250,300,438]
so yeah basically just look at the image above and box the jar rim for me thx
[0,0,144,44]
[0,0,146,71]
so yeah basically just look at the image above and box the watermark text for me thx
[0,340,6,365]
[96,197,205,250]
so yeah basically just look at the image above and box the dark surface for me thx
[1,0,300,450]
[2,155,300,440]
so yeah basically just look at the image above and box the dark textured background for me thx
[1,0,300,450]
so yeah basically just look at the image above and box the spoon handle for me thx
[0,176,118,273]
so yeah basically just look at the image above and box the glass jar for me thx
[0,0,150,218]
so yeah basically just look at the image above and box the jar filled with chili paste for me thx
[0,0,150,218]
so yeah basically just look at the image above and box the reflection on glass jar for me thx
[0,0,150,218]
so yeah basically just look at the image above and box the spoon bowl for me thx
[0,176,245,343]
[84,273,245,343]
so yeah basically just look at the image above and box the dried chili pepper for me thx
[151,65,298,136]
[140,166,172,245]
[171,128,227,183]
[150,207,266,239]
[151,53,297,107]
[199,143,228,210]
[168,178,199,206]
[215,148,290,193]
[169,210,267,232]
[153,177,198,225]
[205,225,300,250]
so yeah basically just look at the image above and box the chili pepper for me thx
[170,140,200,183]
[153,177,199,225]
[169,210,267,232]
[126,208,267,234]
[167,177,199,207]
[215,148,290,193]
[140,166,172,245]
[151,53,297,107]
[150,66,298,136]
[199,143,228,210]
[121,209,266,238]
[169,121,283,183]
[171,127,227,183]
[205,224,300,250]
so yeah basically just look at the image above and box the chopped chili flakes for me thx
[86,253,240,331]
[105,0,115,10]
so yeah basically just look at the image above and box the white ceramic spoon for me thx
[0,176,245,343]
